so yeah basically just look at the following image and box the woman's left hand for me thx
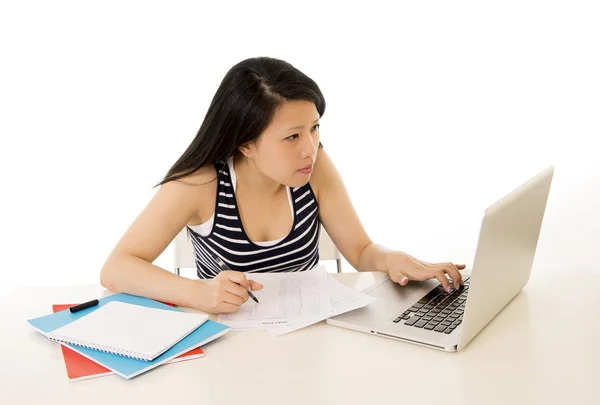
[385,251,466,293]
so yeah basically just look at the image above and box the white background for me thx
[1,1,599,297]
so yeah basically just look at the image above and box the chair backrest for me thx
[172,225,341,272]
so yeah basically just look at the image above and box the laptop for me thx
[326,165,554,352]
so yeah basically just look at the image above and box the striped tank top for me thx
[187,157,321,279]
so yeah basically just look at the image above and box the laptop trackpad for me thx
[369,278,438,304]
[332,278,439,326]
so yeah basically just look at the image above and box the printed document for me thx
[217,266,332,330]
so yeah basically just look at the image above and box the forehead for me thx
[266,100,319,132]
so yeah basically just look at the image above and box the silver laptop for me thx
[326,165,554,352]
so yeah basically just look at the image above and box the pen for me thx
[213,255,259,304]
[69,299,99,313]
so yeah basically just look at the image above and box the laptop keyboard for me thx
[392,277,470,334]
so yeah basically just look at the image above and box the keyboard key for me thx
[393,316,403,323]
[434,325,448,332]
[414,320,428,328]
[441,321,452,326]
[404,316,420,326]
[422,316,433,321]
[424,324,436,330]
[429,320,440,326]
[408,306,421,312]
[444,328,454,334]
[422,286,444,301]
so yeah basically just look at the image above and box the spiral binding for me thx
[47,333,153,362]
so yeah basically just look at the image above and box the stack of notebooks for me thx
[27,293,230,381]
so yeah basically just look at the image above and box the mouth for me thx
[298,164,314,174]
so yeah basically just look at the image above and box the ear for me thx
[238,141,256,159]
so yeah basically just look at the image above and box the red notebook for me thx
[52,303,205,382]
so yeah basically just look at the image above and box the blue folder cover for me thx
[27,293,230,379]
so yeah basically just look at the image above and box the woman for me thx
[100,56,465,314]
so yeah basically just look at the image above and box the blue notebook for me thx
[27,293,230,379]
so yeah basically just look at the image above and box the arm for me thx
[99,167,261,312]
[311,149,465,292]
[310,149,391,273]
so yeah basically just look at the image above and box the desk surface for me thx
[1,266,599,405]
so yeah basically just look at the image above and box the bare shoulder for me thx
[309,148,342,203]
[169,164,218,187]
[158,164,218,224]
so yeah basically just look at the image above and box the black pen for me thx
[213,255,259,304]
[69,299,99,313]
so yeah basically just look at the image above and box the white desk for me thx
[1,266,599,405]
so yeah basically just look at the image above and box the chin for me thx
[287,175,311,188]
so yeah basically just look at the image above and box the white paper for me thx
[217,266,332,330]
[267,274,377,336]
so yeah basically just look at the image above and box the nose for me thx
[299,133,318,159]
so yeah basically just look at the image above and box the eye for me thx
[286,134,299,141]
[312,123,320,132]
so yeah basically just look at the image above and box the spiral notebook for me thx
[28,293,230,379]
[51,304,205,382]
[46,301,208,362]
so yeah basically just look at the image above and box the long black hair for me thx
[156,57,326,187]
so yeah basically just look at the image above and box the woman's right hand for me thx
[193,270,263,314]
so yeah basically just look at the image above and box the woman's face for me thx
[246,100,321,188]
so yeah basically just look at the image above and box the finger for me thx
[436,263,461,289]
[433,270,451,293]
[391,271,409,286]
[222,291,246,306]
[249,280,264,291]
[224,271,250,289]
[444,263,462,289]
[450,263,464,290]
[217,302,239,313]
[224,282,249,301]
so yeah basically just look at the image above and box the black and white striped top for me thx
[187,159,321,279]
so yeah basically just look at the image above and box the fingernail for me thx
[400,277,408,284]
